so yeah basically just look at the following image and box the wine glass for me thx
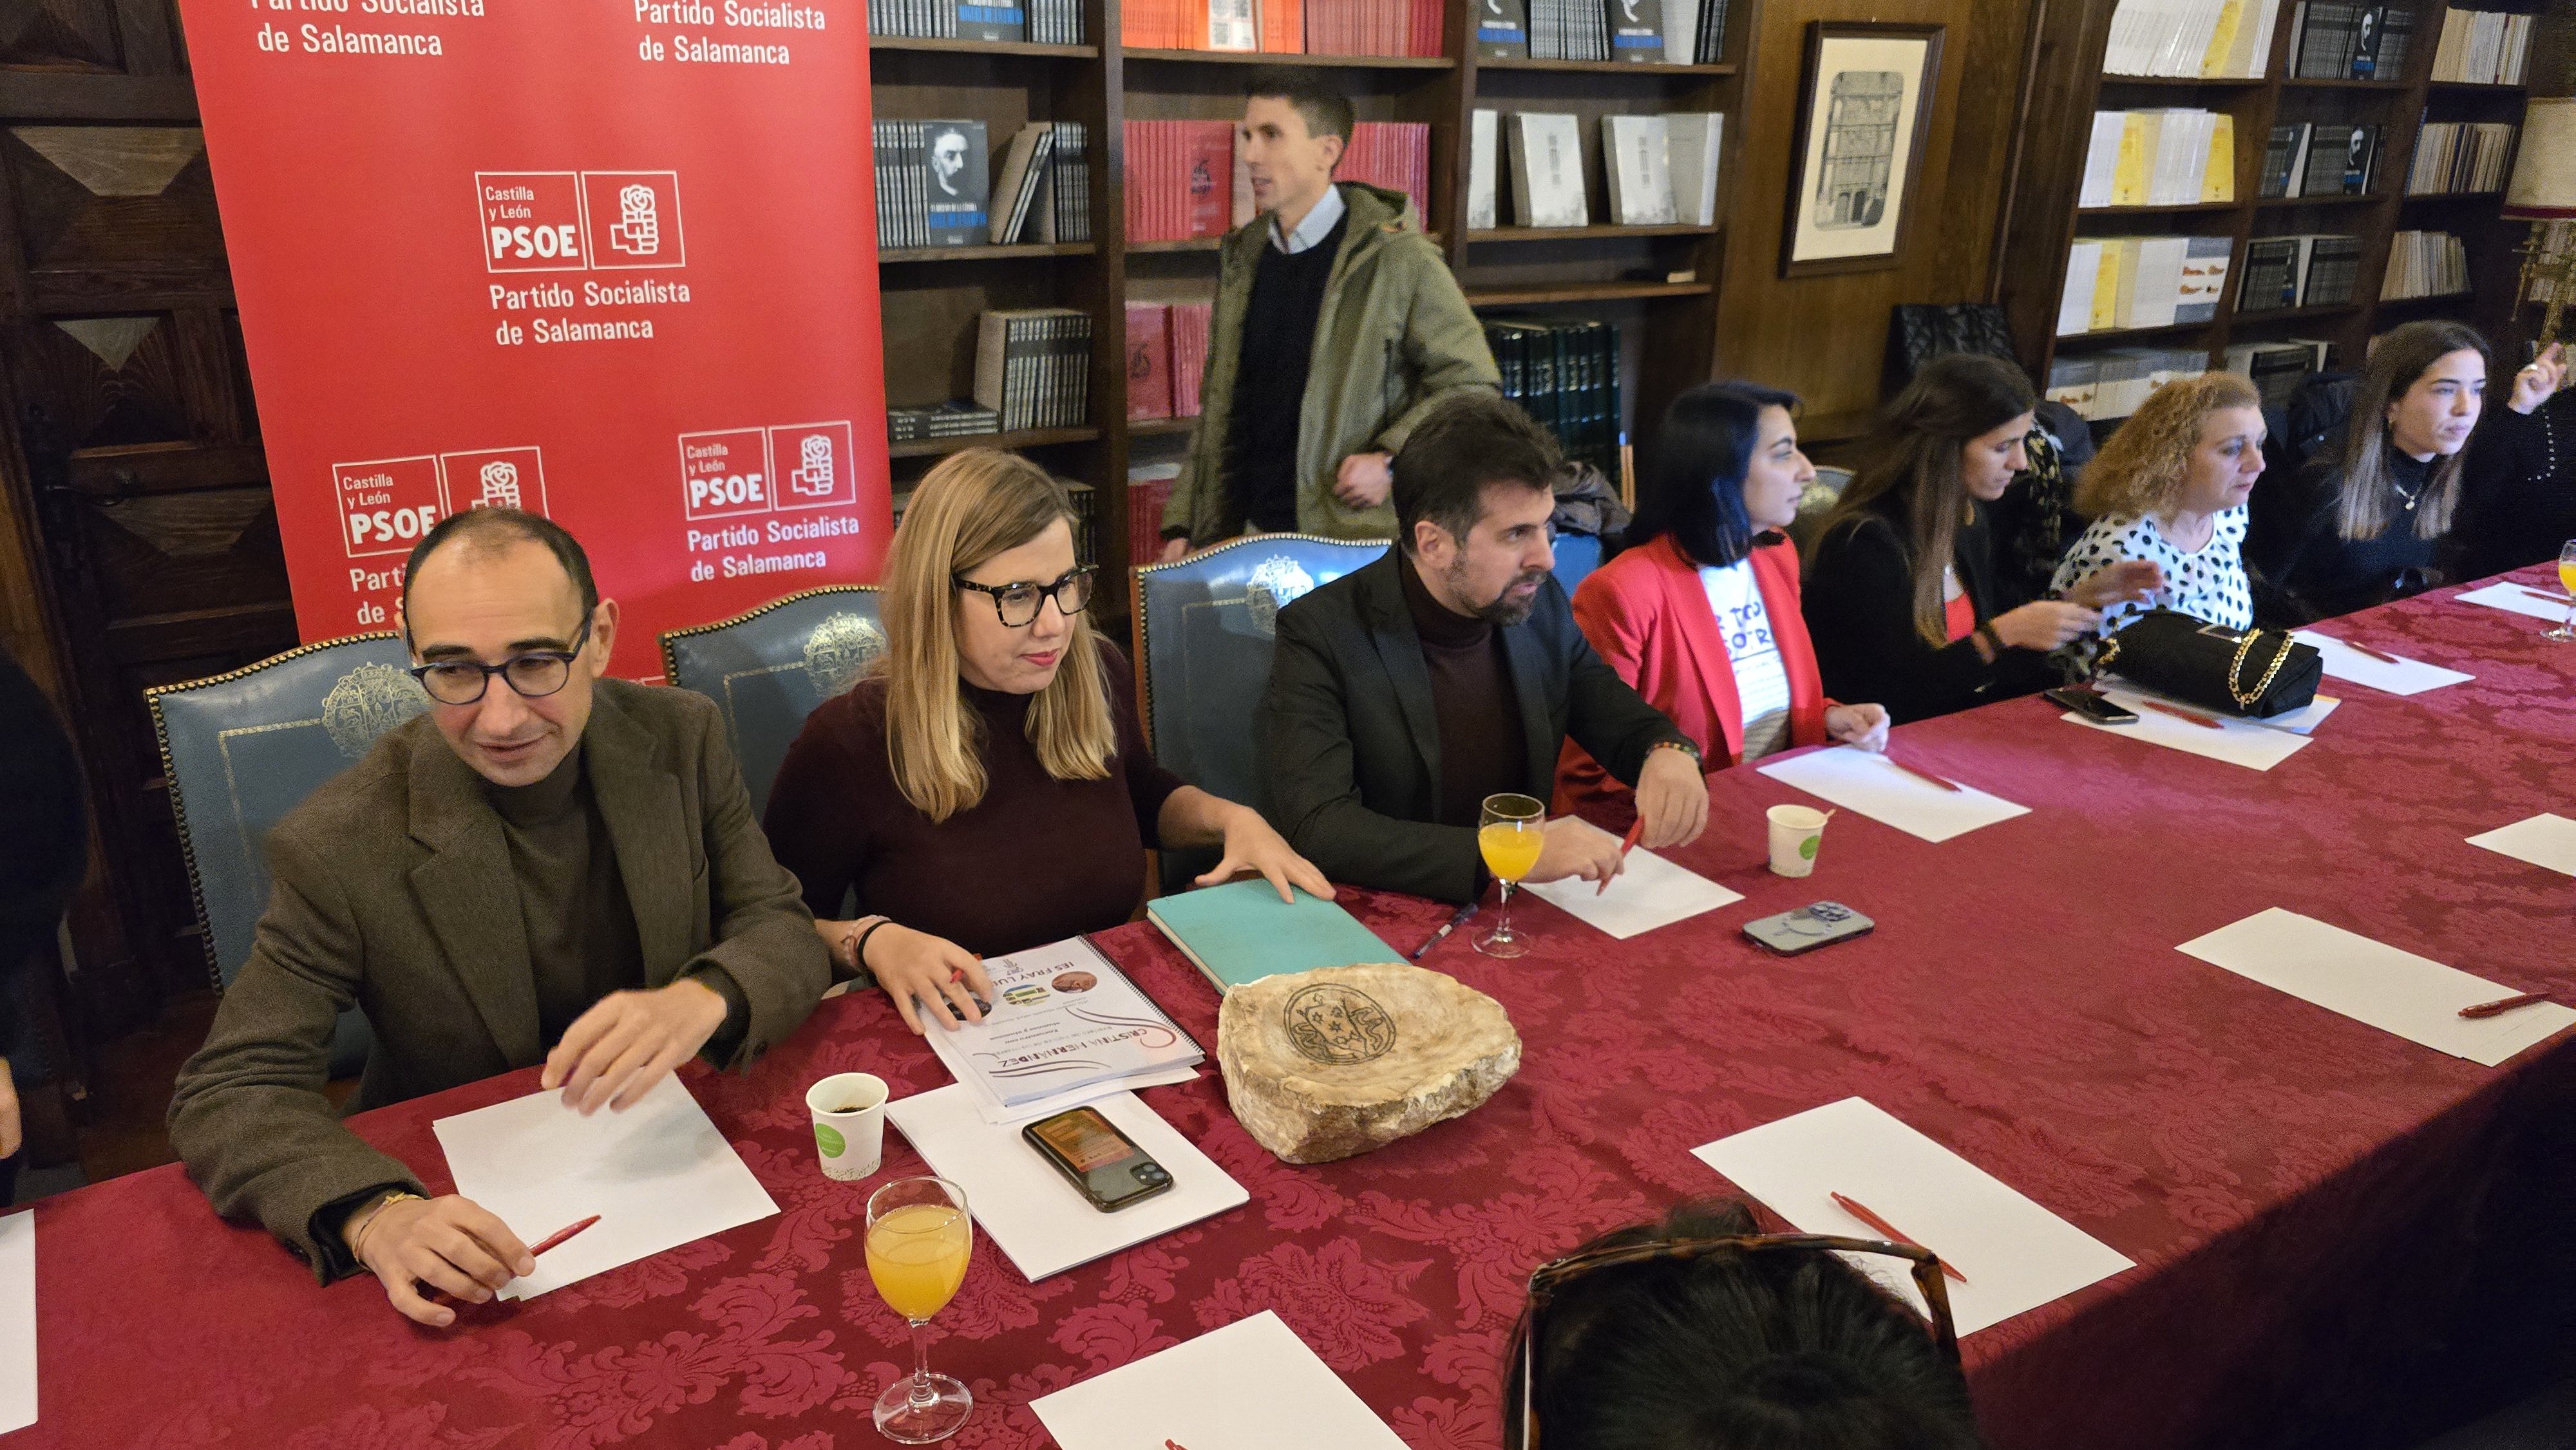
[867,1176,974,1443]
[1475,793,1546,958]
[2548,540,2576,643]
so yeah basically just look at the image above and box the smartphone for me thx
[2046,686,2139,725]
[1742,901,1877,956]
[1023,1107,1175,1212]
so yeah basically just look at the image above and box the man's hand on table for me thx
[541,978,730,1115]
[345,1192,534,1328]
[1524,816,1625,887]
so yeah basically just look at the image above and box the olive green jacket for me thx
[1164,181,1501,545]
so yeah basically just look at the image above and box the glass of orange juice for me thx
[867,1176,974,1443]
[1476,793,1546,958]
[2548,540,2576,643]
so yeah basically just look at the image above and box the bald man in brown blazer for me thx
[169,509,829,1328]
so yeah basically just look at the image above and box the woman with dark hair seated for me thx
[1555,382,1890,820]
[1803,353,2160,724]
[2250,319,2514,623]
[1508,1198,1984,1450]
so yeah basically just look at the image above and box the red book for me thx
[1126,304,1173,420]
[1122,121,1148,241]
[1127,471,1177,562]
[1262,0,1302,52]
[1171,301,1212,415]
[1186,121,1233,237]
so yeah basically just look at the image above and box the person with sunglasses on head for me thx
[169,507,829,1330]
[764,449,1327,1035]
[1508,1199,1985,1450]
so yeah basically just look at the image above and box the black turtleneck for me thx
[2254,441,2447,624]
[1397,551,1528,826]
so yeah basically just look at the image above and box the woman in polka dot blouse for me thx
[2050,372,2268,663]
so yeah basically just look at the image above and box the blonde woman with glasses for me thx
[763,449,1329,1034]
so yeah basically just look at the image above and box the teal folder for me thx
[1144,879,1401,995]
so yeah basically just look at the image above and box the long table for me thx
[15,573,2576,1450]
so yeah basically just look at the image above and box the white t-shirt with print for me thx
[1699,560,1794,762]
[2050,507,2253,637]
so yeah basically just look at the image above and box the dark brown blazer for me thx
[167,677,829,1278]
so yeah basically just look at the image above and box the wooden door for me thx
[1,1,296,1054]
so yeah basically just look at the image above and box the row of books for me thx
[2045,349,2213,420]
[1120,120,1431,243]
[972,307,1094,431]
[2382,229,2469,299]
[2407,120,2517,194]
[2288,1,2414,79]
[2429,6,2532,84]
[1119,0,1439,56]
[2101,0,2282,77]
[1467,111,1725,229]
[2078,109,2234,209]
[1485,315,1622,476]
[864,0,1084,42]
[2225,338,2333,408]
[2240,232,2362,310]
[2256,122,2380,200]
[2058,235,2235,335]
[1476,0,1732,62]
[1123,301,1215,421]
[871,120,1090,249]
[886,401,1000,442]
[1127,464,1180,560]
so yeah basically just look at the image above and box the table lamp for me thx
[2503,97,2576,347]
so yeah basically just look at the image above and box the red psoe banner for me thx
[175,0,888,677]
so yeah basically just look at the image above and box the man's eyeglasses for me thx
[1505,1232,1961,1450]
[408,610,594,706]
[954,566,1094,628]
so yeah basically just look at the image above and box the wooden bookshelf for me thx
[1994,1,2528,398]
[868,0,1758,614]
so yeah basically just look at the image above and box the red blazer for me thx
[1554,533,1830,818]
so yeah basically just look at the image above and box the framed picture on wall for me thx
[1780,21,1944,277]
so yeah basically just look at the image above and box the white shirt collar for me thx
[1269,184,1345,255]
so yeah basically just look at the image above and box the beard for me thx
[1447,560,1551,626]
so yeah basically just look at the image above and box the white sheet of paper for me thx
[432,1075,779,1300]
[1031,1310,1406,1450]
[938,1057,1200,1129]
[2177,907,2576,1066]
[2455,581,2574,623]
[1522,847,1743,939]
[0,1213,32,1435]
[1757,746,2031,843]
[2467,814,2576,878]
[2289,630,2475,696]
[1691,1097,2133,1336]
[885,1085,1247,1281]
[2060,685,2316,770]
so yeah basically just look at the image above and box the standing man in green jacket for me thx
[1159,71,1501,558]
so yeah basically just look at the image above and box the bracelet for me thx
[852,918,896,975]
[1649,738,1701,763]
[348,1189,423,1261]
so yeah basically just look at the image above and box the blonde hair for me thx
[876,449,1114,822]
[2074,372,2262,520]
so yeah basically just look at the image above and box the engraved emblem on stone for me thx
[1282,982,1397,1066]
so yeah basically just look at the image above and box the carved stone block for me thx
[1216,963,1520,1164]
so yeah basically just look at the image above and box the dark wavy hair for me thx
[1508,1200,1986,1450]
[2334,319,2487,541]
[1632,382,1804,569]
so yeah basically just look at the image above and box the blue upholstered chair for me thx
[1551,531,1603,594]
[659,586,886,816]
[1130,534,1390,895]
[147,634,428,1075]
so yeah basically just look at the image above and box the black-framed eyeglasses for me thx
[408,610,594,706]
[953,566,1094,628]
[1504,1232,1961,1450]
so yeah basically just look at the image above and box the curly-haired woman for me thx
[2049,372,2267,649]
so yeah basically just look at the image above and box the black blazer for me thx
[1258,551,1687,903]
[1802,503,2059,726]
[2454,395,2575,583]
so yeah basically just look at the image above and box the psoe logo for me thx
[580,171,686,270]
[437,447,549,518]
[477,172,586,274]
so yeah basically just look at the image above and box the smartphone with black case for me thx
[2045,686,2139,725]
[1023,1106,1175,1212]
[1742,901,1877,956]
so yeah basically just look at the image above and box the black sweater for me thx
[1802,502,2061,726]
[1220,212,1347,534]
[2454,393,2574,583]
[2249,444,2445,625]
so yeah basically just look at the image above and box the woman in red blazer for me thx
[1557,383,1891,820]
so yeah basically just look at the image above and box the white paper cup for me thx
[1766,804,1830,878]
[805,1072,889,1182]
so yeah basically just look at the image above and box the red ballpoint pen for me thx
[1599,816,1646,896]
[527,1214,601,1258]
[2137,697,2223,730]
[2458,992,2549,1019]
[1885,755,1964,793]
[1830,1191,1969,1285]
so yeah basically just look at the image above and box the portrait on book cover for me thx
[1781,22,1943,276]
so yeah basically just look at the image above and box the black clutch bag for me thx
[2096,610,2323,719]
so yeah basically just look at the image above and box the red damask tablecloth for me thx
[13,574,2576,1450]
